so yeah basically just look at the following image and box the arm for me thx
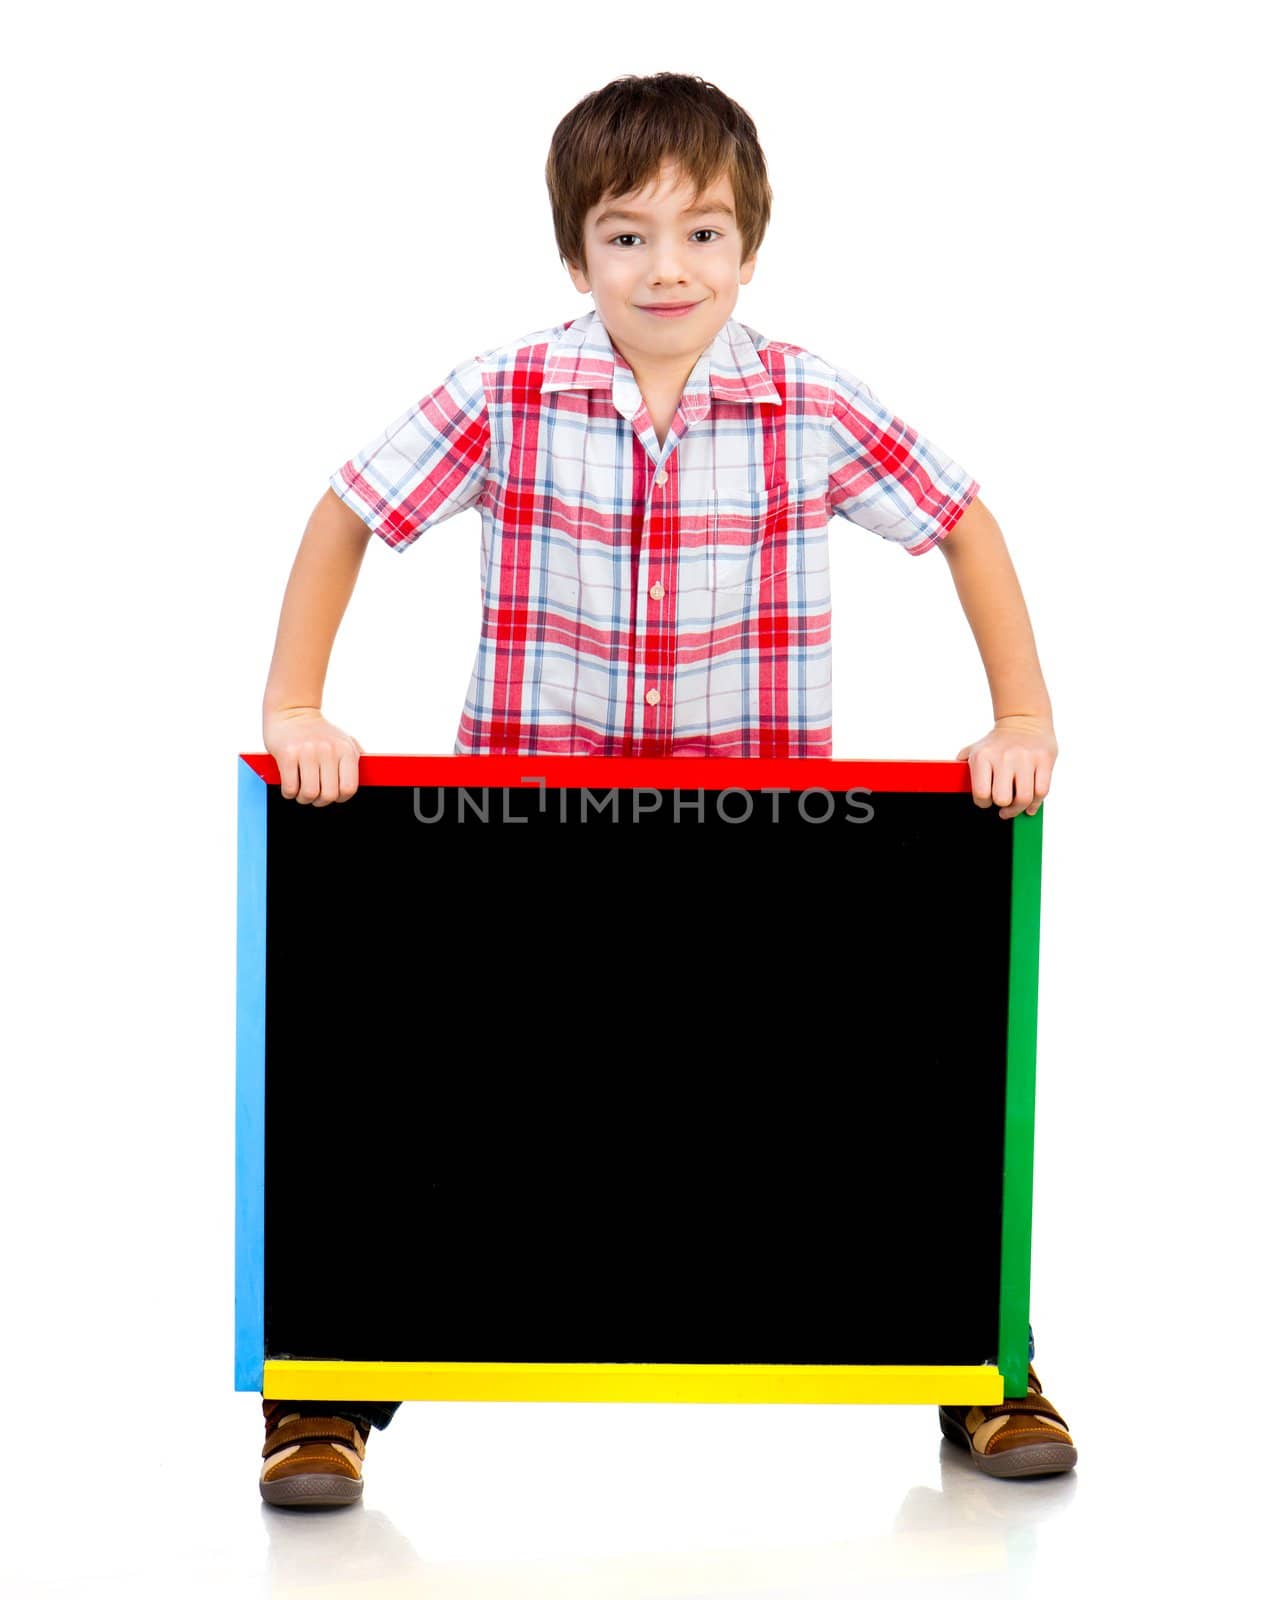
[261,487,375,805]
[937,496,1056,818]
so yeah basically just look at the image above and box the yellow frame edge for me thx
[262,1360,1005,1405]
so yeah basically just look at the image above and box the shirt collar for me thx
[541,306,781,423]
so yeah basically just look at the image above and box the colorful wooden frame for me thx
[236,755,1042,1406]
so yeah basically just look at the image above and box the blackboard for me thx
[236,756,1042,1406]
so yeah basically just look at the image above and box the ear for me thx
[739,253,758,286]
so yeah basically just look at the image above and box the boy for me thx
[258,72,1072,1507]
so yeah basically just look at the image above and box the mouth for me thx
[638,301,702,318]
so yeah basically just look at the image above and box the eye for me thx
[607,229,724,248]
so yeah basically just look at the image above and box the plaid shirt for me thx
[329,308,979,758]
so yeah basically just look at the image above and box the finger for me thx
[999,754,1036,819]
[276,748,300,801]
[990,752,1017,812]
[337,745,361,802]
[295,744,320,805]
[1025,761,1052,817]
[969,751,994,808]
[955,744,972,762]
[314,744,341,807]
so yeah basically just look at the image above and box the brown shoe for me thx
[260,1403,368,1507]
[938,1363,1077,1478]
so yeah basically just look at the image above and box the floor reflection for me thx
[259,1433,1078,1596]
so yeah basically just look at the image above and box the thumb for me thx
[955,744,972,762]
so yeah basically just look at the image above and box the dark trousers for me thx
[263,1395,401,1433]
[264,1327,1035,1431]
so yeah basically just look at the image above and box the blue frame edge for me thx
[235,758,267,1391]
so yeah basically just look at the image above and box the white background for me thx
[3,1,1276,1594]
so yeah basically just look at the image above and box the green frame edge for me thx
[998,806,1043,1399]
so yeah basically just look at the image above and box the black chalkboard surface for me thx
[236,755,1042,1406]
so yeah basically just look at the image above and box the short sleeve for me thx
[328,354,490,552]
[826,365,979,555]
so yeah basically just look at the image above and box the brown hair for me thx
[546,72,772,273]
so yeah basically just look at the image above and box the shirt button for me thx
[649,581,664,600]
[645,687,660,706]
[654,470,668,486]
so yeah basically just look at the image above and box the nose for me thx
[649,240,692,283]
[649,268,691,291]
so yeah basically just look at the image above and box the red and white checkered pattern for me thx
[330,309,979,758]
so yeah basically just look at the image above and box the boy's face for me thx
[569,160,757,388]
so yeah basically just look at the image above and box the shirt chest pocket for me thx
[690,481,795,597]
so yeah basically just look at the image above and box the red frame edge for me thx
[238,754,971,792]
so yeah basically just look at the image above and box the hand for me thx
[263,706,364,805]
[956,715,1057,819]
